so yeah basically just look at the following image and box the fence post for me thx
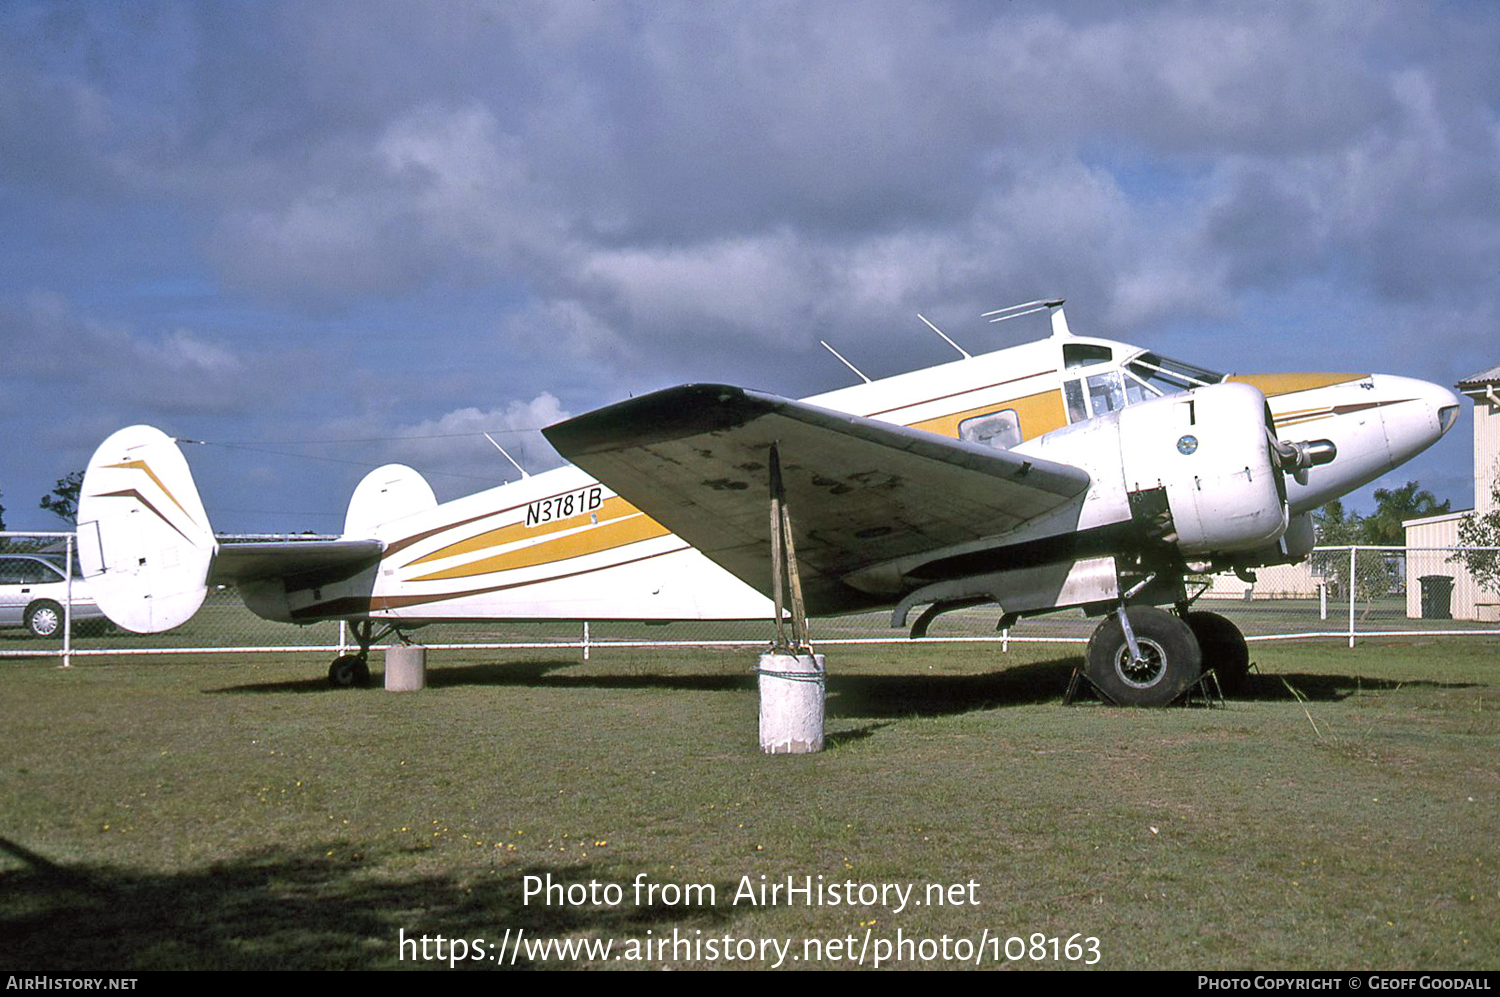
[1347,546,1357,648]
[60,533,74,669]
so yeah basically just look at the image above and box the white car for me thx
[0,554,105,638]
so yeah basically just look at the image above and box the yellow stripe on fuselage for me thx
[403,495,639,569]
[906,388,1067,442]
[1227,372,1368,396]
[408,511,670,582]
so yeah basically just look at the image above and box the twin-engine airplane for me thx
[78,301,1458,702]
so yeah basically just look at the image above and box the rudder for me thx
[77,426,215,633]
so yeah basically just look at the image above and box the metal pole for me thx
[1347,546,1357,648]
[61,533,74,669]
[769,445,788,650]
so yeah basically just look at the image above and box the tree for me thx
[39,470,84,524]
[1310,486,1449,613]
[1314,483,1451,547]
[1364,481,1451,546]
[1455,473,1500,597]
[1313,498,1363,545]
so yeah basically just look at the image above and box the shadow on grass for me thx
[0,834,737,970]
[1236,670,1477,702]
[826,657,1081,717]
[204,653,1477,712]
[211,656,1082,716]
[208,659,754,696]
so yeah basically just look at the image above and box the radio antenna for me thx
[483,433,530,479]
[819,341,872,383]
[983,298,1069,337]
[917,313,971,359]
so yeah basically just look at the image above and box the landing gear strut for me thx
[327,619,403,688]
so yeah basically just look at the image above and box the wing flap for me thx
[545,384,1089,613]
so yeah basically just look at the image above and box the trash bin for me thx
[1418,575,1454,620]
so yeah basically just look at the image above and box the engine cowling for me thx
[1118,382,1288,557]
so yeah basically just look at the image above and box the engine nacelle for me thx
[1213,511,1317,574]
[1117,382,1288,557]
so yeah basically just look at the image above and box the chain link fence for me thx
[3,533,1497,666]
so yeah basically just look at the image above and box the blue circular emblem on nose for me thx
[1177,434,1199,455]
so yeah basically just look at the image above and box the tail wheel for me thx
[328,654,371,688]
[1086,606,1202,706]
[25,600,64,639]
[1185,611,1250,694]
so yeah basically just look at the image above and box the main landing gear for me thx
[1083,604,1249,706]
[327,619,406,688]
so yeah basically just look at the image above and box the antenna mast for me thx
[483,433,530,479]
[917,313,971,359]
[983,298,1070,338]
[819,341,872,383]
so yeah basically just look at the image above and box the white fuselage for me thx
[296,330,1457,624]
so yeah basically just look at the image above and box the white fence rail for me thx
[3,533,1497,667]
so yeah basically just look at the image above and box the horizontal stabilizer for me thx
[545,384,1090,613]
[211,539,384,587]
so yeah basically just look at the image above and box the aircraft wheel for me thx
[1185,611,1250,695]
[26,600,64,639]
[328,654,371,688]
[1086,606,1202,707]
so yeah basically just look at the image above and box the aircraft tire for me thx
[1085,606,1202,707]
[25,600,64,639]
[1185,611,1250,695]
[328,654,371,688]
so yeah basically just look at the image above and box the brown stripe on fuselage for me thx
[402,495,640,569]
[290,542,692,619]
[860,369,1057,420]
[409,513,671,581]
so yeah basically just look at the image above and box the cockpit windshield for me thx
[1061,349,1227,425]
[1124,352,1225,399]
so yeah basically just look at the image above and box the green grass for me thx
[1,638,1497,969]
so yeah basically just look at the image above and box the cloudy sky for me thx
[2,1,1496,534]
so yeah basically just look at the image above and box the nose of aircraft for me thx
[1373,374,1462,466]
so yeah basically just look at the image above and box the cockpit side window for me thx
[1086,371,1125,415]
[1063,379,1088,423]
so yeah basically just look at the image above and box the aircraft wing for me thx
[544,384,1090,614]
[211,539,384,587]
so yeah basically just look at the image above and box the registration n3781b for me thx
[526,486,604,528]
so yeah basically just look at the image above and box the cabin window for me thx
[958,409,1022,449]
[1063,344,1113,369]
